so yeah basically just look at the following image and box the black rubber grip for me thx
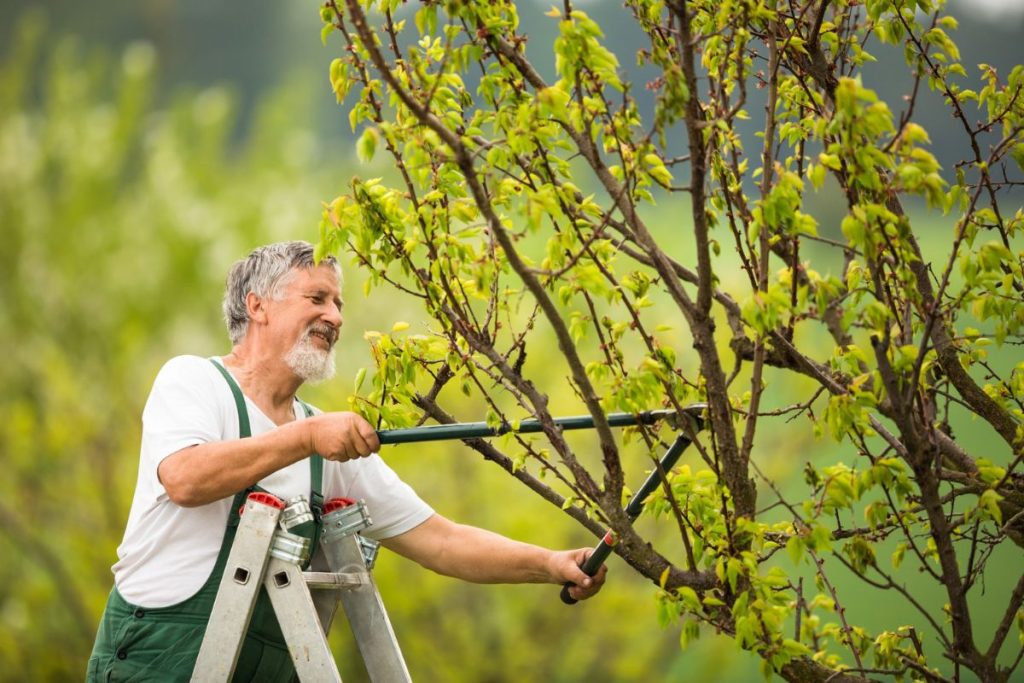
[560,540,613,605]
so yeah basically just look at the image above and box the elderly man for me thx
[88,240,605,681]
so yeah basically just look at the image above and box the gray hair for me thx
[222,241,340,344]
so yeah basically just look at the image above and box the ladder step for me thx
[304,571,370,590]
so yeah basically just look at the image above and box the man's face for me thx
[269,264,344,382]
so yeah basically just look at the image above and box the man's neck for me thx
[222,346,303,424]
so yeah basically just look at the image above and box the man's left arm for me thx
[380,514,607,602]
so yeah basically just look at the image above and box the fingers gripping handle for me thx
[560,536,614,605]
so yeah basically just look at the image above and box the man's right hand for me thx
[306,412,381,461]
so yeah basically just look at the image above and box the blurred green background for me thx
[0,1,1021,681]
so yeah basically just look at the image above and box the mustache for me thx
[307,323,339,347]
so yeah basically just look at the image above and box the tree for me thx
[317,0,1024,680]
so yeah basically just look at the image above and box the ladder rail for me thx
[318,533,412,683]
[263,558,344,682]
[192,499,281,682]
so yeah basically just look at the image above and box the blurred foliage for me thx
[0,13,330,681]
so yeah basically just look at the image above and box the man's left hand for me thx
[551,548,607,601]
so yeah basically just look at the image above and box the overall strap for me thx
[297,400,324,507]
[209,359,254,533]
[297,399,325,564]
[209,358,251,438]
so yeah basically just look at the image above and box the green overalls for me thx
[88,360,324,682]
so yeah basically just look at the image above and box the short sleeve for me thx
[139,356,232,490]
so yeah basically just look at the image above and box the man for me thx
[88,241,605,681]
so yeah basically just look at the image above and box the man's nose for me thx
[323,305,343,330]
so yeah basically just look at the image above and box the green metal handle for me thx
[377,409,679,445]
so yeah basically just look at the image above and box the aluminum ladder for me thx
[191,493,409,682]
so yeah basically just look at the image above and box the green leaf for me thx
[1012,143,1024,172]
[979,489,1004,524]
[786,534,805,566]
[892,542,907,569]
[809,163,826,190]
[676,586,701,611]
[357,127,379,163]
[680,619,700,649]
[809,524,832,552]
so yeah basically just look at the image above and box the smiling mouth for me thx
[309,327,337,348]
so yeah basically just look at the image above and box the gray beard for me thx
[284,333,337,384]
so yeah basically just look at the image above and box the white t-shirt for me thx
[113,355,434,607]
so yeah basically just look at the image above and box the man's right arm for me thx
[158,412,380,507]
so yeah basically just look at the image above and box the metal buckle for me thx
[321,500,373,544]
[279,496,315,532]
[270,528,312,564]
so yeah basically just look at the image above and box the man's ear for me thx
[246,292,268,326]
